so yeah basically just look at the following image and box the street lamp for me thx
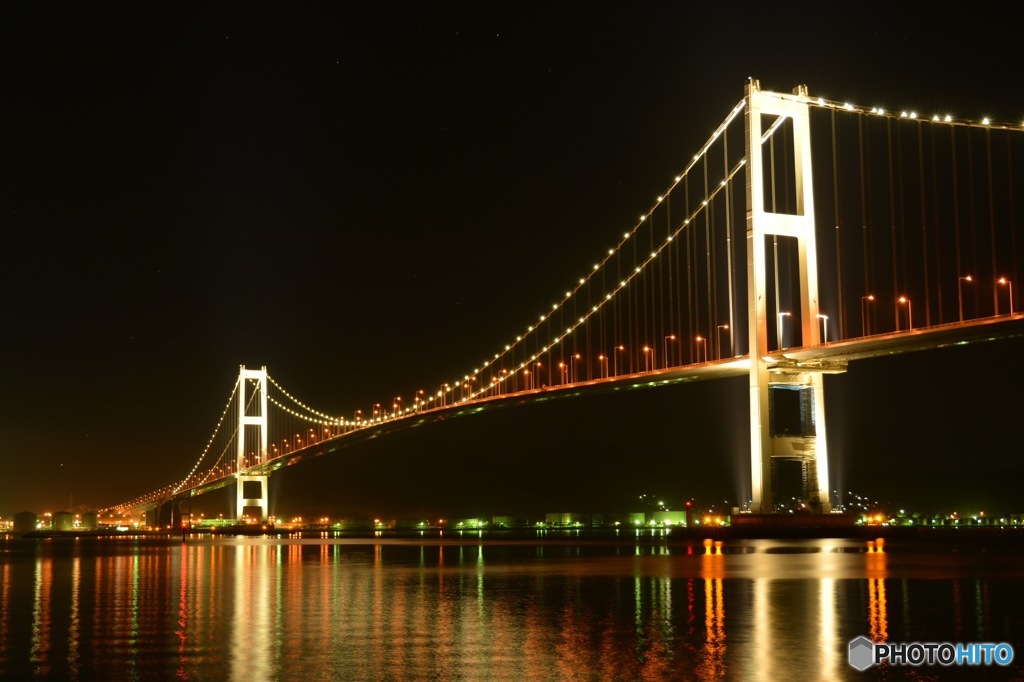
[957,275,973,321]
[777,312,791,350]
[523,368,532,390]
[999,277,1014,315]
[663,334,676,368]
[642,346,654,372]
[716,324,729,359]
[695,335,706,363]
[860,294,875,336]
[597,354,608,379]
[816,314,828,344]
[534,361,543,389]
[613,345,625,376]
[898,296,912,331]
[393,396,402,416]
[558,361,568,385]
[570,353,581,383]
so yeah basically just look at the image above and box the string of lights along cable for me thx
[102,85,1024,515]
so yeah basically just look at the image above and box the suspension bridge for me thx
[100,80,1024,524]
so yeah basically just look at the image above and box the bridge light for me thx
[983,117,991,125]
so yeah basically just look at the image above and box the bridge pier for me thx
[237,474,269,523]
[745,80,833,514]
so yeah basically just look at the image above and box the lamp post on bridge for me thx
[642,346,654,372]
[777,312,791,350]
[597,354,608,379]
[569,354,581,383]
[695,335,706,363]
[860,294,875,336]
[558,361,568,385]
[897,296,913,331]
[716,324,729,359]
[663,334,676,368]
[816,314,828,344]
[957,275,973,322]
[613,345,625,376]
[998,277,1014,315]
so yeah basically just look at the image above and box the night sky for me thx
[3,4,1022,518]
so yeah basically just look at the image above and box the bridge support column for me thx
[745,80,832,514]
[235,365,270,523]
[236,474,269,522]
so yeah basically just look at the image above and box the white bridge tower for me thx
[236,365,270,522]
[745,81,834,514]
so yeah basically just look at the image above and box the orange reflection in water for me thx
[866,539,889,643]
[31,551,53,677]
[693,539,726,680]
[0,563,8,670]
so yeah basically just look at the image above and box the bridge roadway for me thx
[176,313,1024,503]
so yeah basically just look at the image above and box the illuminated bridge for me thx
[101,80,1024,523]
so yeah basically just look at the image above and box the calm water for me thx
[2,532,1024,681]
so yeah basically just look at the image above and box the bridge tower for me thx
[236,365,270,522]
[744,80,832,514]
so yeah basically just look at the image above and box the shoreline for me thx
[10,523,1024,543]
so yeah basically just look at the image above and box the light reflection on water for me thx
[0,535,1022,680]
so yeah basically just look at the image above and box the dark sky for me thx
[3,4,1022,517]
